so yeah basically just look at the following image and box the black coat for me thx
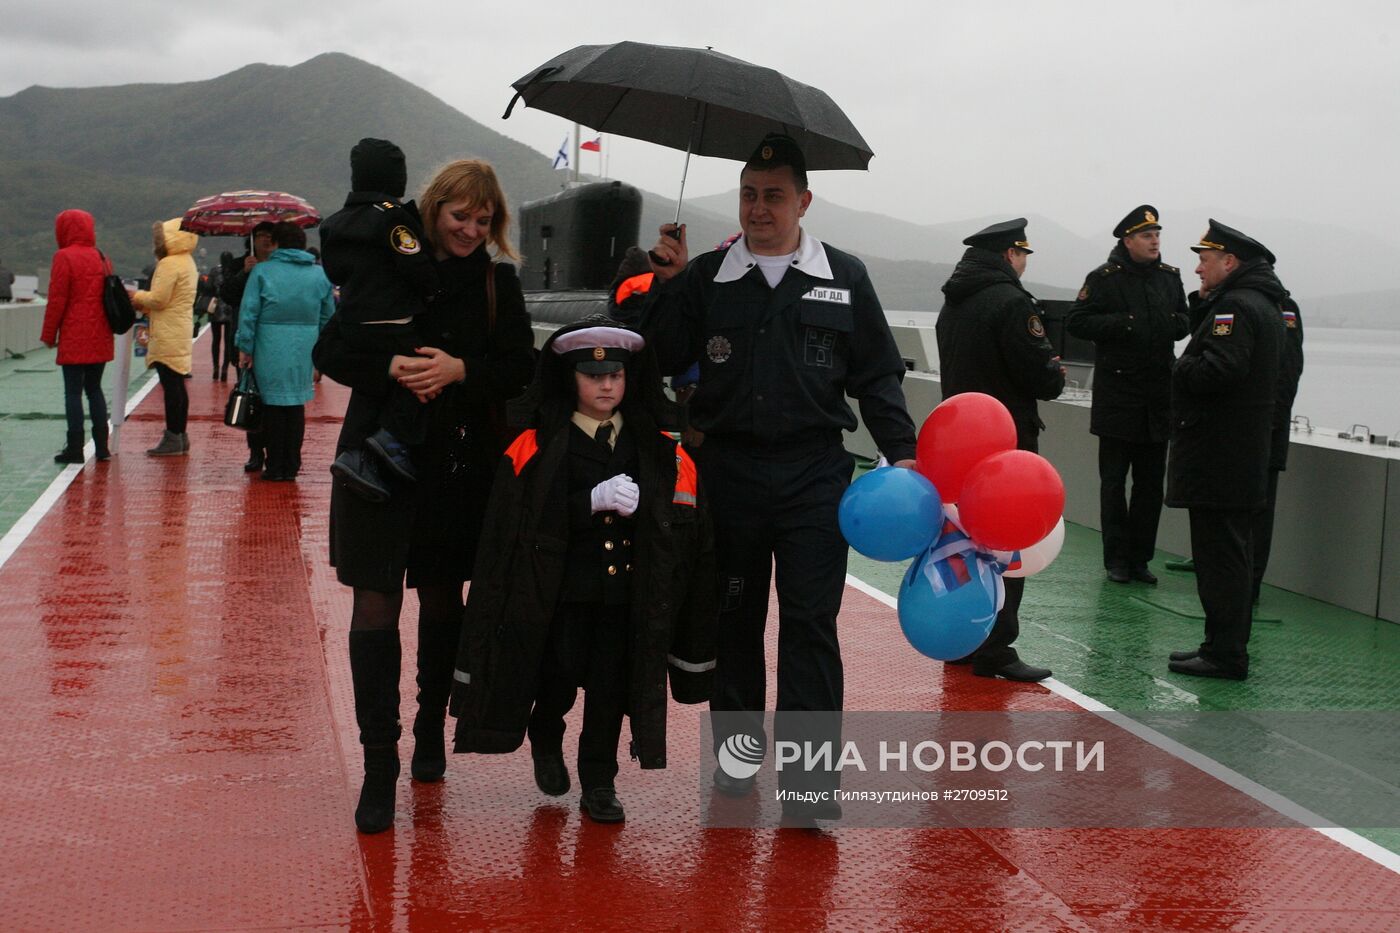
[1165,260,1286,511]
[449,415,716,769]
[1270,295,1305,470]
[936,248,1066,449]
[315,247,536,590]
[319,192,442,326]
[1066,245,1190,443]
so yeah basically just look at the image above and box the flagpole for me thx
[571,123,580,184]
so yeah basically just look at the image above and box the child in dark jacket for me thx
[449,317,716,824]
[322,137,443,501]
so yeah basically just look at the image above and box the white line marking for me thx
[844,572,1400,876]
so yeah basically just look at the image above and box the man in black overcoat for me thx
[935,219,1065,682]
[1067,206,1191,584]
[1165,220,1285,680]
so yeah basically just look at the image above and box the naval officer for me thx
[640,134,918,823]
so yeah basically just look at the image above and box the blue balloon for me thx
[897,526,1004,661]
[838,467,944,561]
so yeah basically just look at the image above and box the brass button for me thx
[622,539,631,547]
[604,541,615,551]
[607,565,617,575]
[604,516,614,525]
[625,564,633,572]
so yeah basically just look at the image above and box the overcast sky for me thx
[4,0,1399,252]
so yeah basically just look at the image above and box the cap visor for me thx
[576,360,625,375]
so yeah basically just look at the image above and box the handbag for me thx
[97,250,136,335]
[224,368,263,431]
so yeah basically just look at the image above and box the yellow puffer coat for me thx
[132,219,198,374]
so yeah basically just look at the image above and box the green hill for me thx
[0,52,572,274]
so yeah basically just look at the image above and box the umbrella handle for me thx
[647,228,682,267]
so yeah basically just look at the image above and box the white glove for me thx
[591,474,640,517]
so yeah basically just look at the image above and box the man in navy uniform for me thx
[1067,206,1191,585]
[935,219,1065,682]
[1166,220,1285,680]
[641,134,917,823]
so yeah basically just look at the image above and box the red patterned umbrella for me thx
[180,190,321,236]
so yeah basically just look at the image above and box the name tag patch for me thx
[803,286,851,305]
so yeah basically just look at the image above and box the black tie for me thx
[595,421,614,453]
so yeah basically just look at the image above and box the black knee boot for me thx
[349,629,402,833]
[411,614,461,782]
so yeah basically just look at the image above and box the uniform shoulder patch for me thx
[1212,312,1235,336]
[1077,286,1089,301]
[390,224,421,256]
[1028,313,1046,339]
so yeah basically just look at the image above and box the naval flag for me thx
[552,136,569,170]
[581,136,602,152]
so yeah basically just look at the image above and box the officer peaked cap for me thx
[552,325,646,374]
[964,218,1032,254]
[1190,219,1271,263]
[1114,205,1161,239]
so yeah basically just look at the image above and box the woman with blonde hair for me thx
[315,158,535,833]
[131,219,198,456]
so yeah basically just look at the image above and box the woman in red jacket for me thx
[41,209,114,463]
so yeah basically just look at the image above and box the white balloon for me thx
[993,517,1066,578]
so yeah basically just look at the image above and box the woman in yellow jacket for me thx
[131,219,198,456]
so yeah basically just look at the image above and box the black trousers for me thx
[1250,469,1281,603]
[972,434,1037,668]
[528,602,630,791]
[697,439,851,793]
[61,363,108,438]
[1098,436,1167,570]
[1188,508,1253,676]
[210,320,235,375]
[153,363,188,433]
[261,404,305,477]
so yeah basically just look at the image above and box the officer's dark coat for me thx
[935,248,1066,449]
[450,325,716,769]
[1165,260,1286,511]
[1066,244,1190,443]
[1270,295,1305,470]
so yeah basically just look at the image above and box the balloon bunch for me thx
[838,393,1066,660]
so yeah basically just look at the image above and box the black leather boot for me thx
[349,629,402,834]
[54,429,85,464]
[93,424,111,461]
[410,613,461,783]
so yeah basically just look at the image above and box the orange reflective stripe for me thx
[506,430,540,476]
[671,439,698,508]
[615,272,654,305]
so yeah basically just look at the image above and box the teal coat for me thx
[236,249,335,405]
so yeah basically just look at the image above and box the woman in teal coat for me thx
[237,222,335,480]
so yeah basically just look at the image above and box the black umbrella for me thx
[505,41,873,219]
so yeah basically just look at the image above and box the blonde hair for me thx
[419,159,520,262]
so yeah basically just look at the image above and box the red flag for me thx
[581,136,602,152]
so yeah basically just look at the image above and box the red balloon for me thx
[915,393,1016,502]
[958,450,1066,551]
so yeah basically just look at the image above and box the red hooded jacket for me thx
[41,209,113,364]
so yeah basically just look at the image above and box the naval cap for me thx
[1190,219,1271,263]
[963,218,1032,254]
[1114,205,1161,239]
[745,133,807,179]
[552,325,646,374]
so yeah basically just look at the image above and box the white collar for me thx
[713,231,833,284]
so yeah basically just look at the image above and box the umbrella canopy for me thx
[505,42,874,171]
[181,190,321,237]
